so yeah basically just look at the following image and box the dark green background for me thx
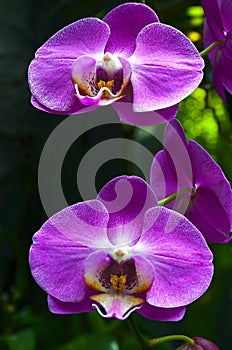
[1,0,232,349]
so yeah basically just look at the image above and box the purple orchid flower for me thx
[150,119,232,243]
[28,2,204,125]
[29,176,213,320]
[177,336,220,350]
[202,0,232,100]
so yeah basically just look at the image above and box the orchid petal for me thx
[35,18,110,59]
[29,239,91,302]
[103,3,159,58]
[30,95,97,115]
[135,206,213,308]
[40,200,111,248]
[189,140,232,223]
[150,120,193,209]
[187,186,231,243]
[48,293,94,314]
[112,102,178,126]
[137,303,186,321]
[29,201,113,302]
[91,294,144,320]
[97,176,157,246]
[203,20,220,64]
[150,149,178,204]
[129,23,204,111]
[221,0,232,33]
[202,0,224,39]
[28,58,79,112]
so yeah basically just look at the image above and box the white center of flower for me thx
[112,247,130,263]
[100,52,122,80]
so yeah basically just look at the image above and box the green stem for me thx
[158,188,193,206]
[149,335,194,347]
[127,316,148,349]
[200,40,224,57]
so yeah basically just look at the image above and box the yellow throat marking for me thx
[110,274,127,295]
[97,80,114,99]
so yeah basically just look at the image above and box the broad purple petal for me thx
[188,140,232,225]
[129,23,204,111]
[103,3,159,58]
[207,32,232,100]
[29,200,112,302]
[220,33,232,91]
[112,102,178,126]
[150,149,178,203]
[38,200,111,247]
[28,58,79,112]
[203,20,219,64]
[150,120,193,212]
[135,206,213,308]
[35,18,110,59]
[202,0,224,40]
[29,239,91,302]
[137,303,186,321]
[30,95,97,115]
[97,176,157,246]
[186,187,231,243]
[162,120,193,189]
[48,293,94,314]
[221,0,232,32]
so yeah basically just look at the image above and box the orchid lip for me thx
[83,254,154,319]
[72,53,131,106]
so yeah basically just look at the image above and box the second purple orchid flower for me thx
[150,119,232,243]
[28,2,204,126]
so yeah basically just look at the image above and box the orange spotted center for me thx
[97,80,114,99]
[110,274,127,295]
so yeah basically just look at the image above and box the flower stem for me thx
[127,316,148,349]
[149,335,195,347]
[200,40,225,57]
[158,188,193,206]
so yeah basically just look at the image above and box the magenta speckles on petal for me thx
[29,175,214,320]
[28,3,204,125]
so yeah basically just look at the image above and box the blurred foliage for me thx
[1,0,232,349]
